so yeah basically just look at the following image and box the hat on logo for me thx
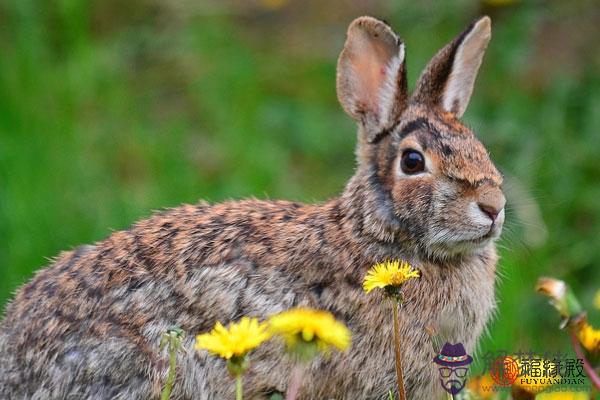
[433,342,473,367]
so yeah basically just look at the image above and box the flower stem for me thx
[160,337,178,400]
[392,301,407,400]
[569,328,600,390]
[235,374,243,400]
[285,365,304,400]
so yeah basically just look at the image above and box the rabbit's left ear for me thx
[337,17,408,141]
[413,16,491,118]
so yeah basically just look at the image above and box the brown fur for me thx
[0,16,504,400]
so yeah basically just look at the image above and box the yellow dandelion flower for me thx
[268,308,351,352]
[363,260,420,294]
[577,321,600,353]
[594,290,600,310]
[195,317,270,360]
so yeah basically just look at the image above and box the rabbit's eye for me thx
[400,150,425,174]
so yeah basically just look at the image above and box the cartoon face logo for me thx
[433,342,473,395]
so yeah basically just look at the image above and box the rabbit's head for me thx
[337,16,504,260]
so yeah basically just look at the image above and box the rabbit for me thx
[0,15,505,400]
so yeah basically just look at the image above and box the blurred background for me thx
[0,0,599,381]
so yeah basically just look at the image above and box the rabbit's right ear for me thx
[337,17,408,142]
[412,17,491,118]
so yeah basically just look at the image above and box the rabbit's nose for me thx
[478,203,500,221]
[477,190,506,222]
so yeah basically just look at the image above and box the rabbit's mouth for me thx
[475,225,499,241]
[467,232,494,245]
[425,224,503,259]
[464,222,503,245]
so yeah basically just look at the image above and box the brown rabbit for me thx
[0,16,504,400]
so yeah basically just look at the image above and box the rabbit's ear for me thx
[413,16,491,118]
[337,16,407,141]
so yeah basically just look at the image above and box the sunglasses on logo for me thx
[438,367,469,378]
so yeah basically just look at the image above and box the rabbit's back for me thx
[0,200,375,399]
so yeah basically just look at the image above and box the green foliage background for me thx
[1,0,599,374]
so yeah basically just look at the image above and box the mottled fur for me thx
[1,16,504,400]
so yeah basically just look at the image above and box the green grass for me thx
[0,0,599,382]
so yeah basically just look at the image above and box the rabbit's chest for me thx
[282,257,494,399]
